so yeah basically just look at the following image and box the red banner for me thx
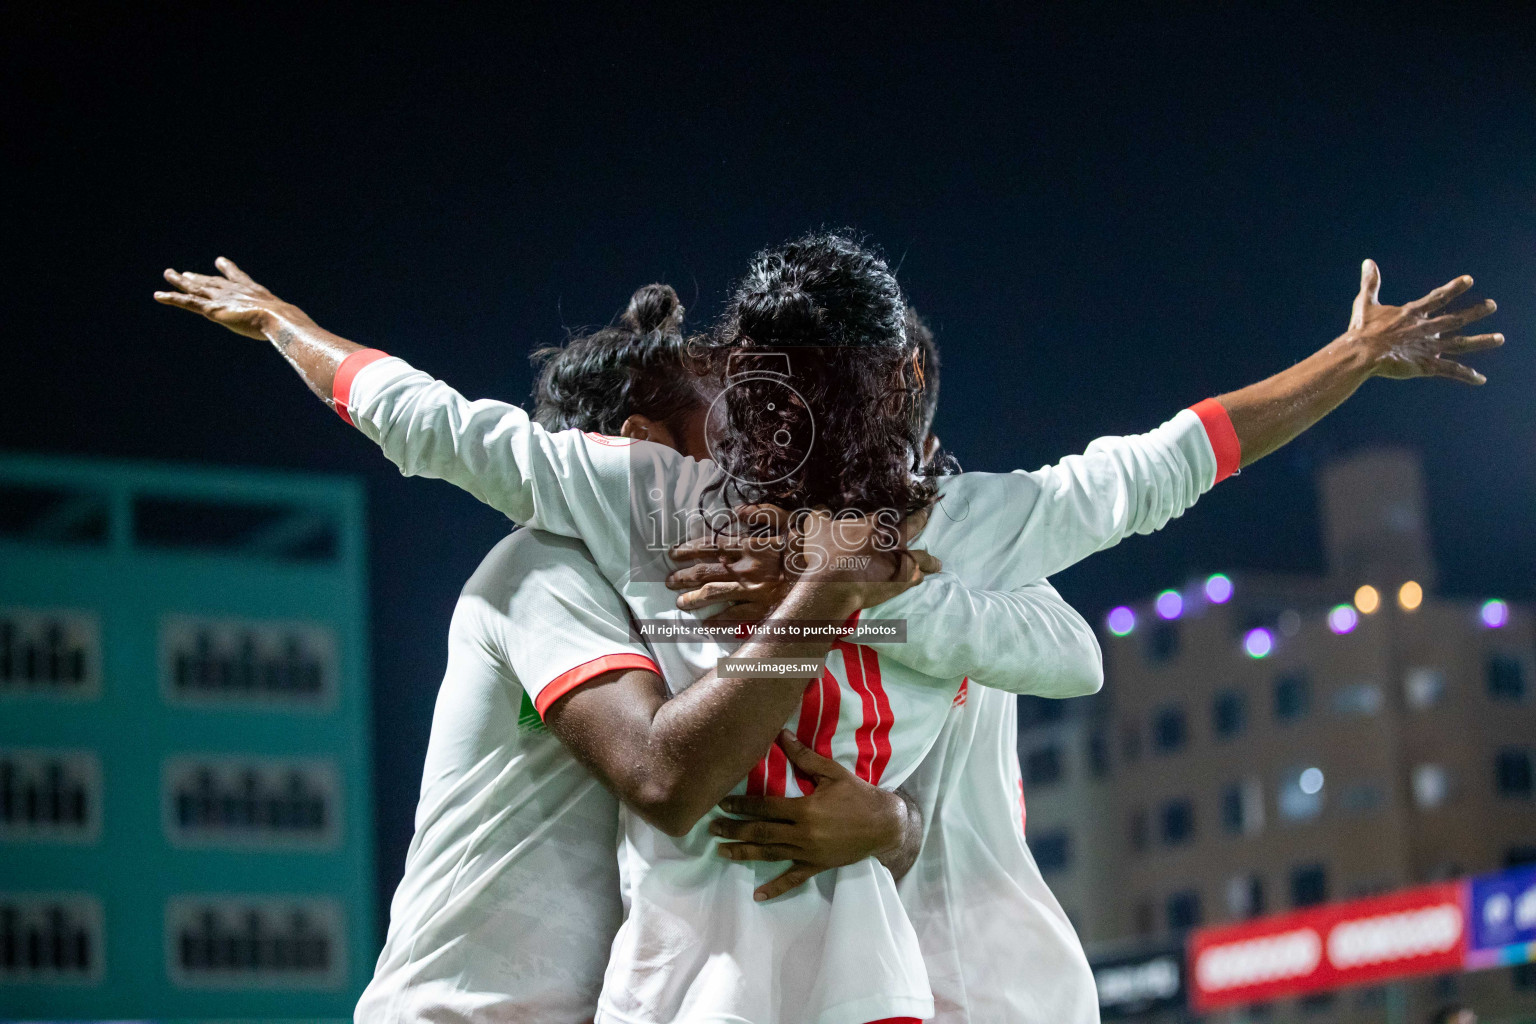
[1188,881,1468,1011]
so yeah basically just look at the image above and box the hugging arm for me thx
[667,539,1102,698]
[541,575,862,838]
[523,516,932,851]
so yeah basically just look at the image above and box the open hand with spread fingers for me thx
[154,257,317,341]
[1347,259,1502,385]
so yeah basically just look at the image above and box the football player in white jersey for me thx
[157,236,1500,1024]
[351,284,1107,1023]
[673,311,1111,1023]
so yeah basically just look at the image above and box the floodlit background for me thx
[2,5,1533,1022]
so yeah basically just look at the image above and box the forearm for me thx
[260,307,369,405]
[861,577,1102,696]
[598,581,863,835]
[1216,335,1375,467]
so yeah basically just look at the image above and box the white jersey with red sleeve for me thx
[336,349,1240,1024]
[354,529,659,1024]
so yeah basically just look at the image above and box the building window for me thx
[1332,682,1383,716]
[1212,689,1246,739]
[1279,766,1325,821]
[1495,748,1533,798]
[1413,764,1450,809]
[1221,784,1243,835]
[1226,874,1265,919]
[1024,746,1063,788]
[1275,673,1311,721]
[1161,798,1196,845]
[1129,808,1149,853]
[1488,655,1528,702]
[1032,830,1071,874]
[1152,705,1188,753]
[1145,622,1180,665]
[1166,890,1202,932]
[1405,667,1447,709]
[1087,728,1110,778]
[1220,780,1264,836]
[1291,863,1328,907]
[1121,721,1142,763]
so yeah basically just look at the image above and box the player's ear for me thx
[620,414,677,449]
[923,433,941,467]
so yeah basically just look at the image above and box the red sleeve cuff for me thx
[332,348,391,426]
[533,652,660,717]
[1190,398,1242,484]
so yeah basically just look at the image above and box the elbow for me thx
[1061,642,1105,697]
[1028,654,1104,700]
[1068,660,1105,697]
[626,778,709,837]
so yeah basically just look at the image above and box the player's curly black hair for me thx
[699,231,934,515]
[530,283,700,437]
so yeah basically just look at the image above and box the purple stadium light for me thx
[1327,604,1358,635]
[1480,599,1509,629]
[1204,573,1234,604]
[1107,606,1136,637]
[1244,627,1273,659]
[1155,590,1184,620]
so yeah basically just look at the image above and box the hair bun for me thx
[735,283,820,344]
[622,283,684,335]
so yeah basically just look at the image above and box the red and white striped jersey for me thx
[337,350,1236,1024]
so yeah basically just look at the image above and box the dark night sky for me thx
[5,5,1534,922]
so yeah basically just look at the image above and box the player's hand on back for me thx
[666,505,940,617]
[155,257,316,340]
[710,730,919,901]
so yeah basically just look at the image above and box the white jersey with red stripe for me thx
[356,530,660,1024]
[899,683,1099,1024]
[336,350,1236,1024]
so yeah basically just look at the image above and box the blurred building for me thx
[0,455,374,1021]
[1021,450,1536,1023]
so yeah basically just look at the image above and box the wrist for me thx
[787,577,864,621]
[871,789,914,866]
[262,304,319,344]
[1324,330,1385,380]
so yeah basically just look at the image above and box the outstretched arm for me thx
[155,258,364,404]
[1219,260,1501,465]
[882,260,1503,592]
[157,259,691,558]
